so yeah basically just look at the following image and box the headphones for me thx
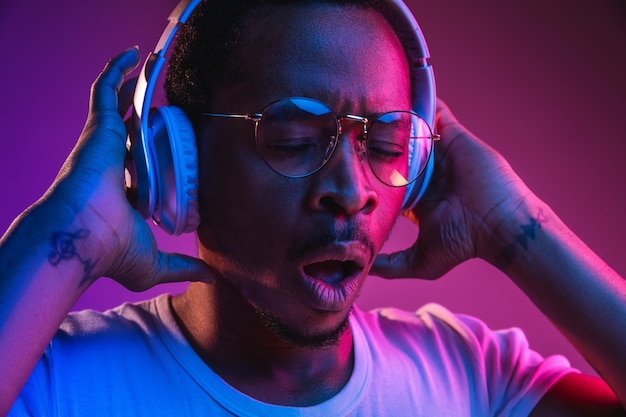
[126,0,435,236]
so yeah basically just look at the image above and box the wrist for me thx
[477,190,549,270]
[26,193,117,286]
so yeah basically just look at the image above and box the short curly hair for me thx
[165,0,411,128]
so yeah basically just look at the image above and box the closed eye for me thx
[367,140,405,159]
[264,137,321,156]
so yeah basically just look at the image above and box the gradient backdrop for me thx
[1,0,625,376]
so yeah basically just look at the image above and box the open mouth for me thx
[302,260,360,285]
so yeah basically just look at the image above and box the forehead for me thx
[214,3,410,114]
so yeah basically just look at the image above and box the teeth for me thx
[303,261,356,284]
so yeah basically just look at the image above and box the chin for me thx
[253,306,353,349]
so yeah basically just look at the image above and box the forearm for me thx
[0,196,103,413]
[485,194,626,405]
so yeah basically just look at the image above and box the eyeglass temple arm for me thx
[203,112,262,122]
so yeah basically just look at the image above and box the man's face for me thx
[196,4,410,344]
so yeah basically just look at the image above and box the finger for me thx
[435,97,450,113]
[90,47,140,117]
[118,77,138,118]
[370,250,415,279]
[154,252,216,286]
[435,98,461,133]
[372,247,452,281]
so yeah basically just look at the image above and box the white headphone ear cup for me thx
[150,106,200,235]
[402,63,436,211]
[402,155,434,211]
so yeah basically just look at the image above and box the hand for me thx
[372,99,532,279]
[48,47,213,290]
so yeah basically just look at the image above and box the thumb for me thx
[118,251,216,292]
[370,245,435,279]
[370,249,414,279]
[371,243,457,281]
[152,251,216,286]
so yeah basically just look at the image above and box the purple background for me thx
[1,1,625,376]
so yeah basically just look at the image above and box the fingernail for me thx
[123,45,139,55]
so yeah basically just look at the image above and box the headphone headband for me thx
[128,0,435,234]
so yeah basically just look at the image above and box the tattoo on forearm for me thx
[48,229,97,284]
[495,209,548,270]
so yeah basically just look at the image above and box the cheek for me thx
[196,134,304,269]
[199,140,299,226]
[196,125,268,219]
[375,187,405,237]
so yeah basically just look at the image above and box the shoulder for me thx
[61,296,162,335]
[353,302,543,354]
[352,303,571,370]
[54,295,171,356]
[350,303,492,372]
[352,302,503,349]
[49,295,183,388]
[351,304,576,415]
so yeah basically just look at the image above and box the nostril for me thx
[318,188,378,216]
[320,196,344,215]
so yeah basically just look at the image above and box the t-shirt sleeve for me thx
[418,303,578,416]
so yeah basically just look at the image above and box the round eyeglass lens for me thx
[367,111,433,187]
[255,98,338,177]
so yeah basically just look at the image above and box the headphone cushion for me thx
[151,106,200,235]
[402,63,436,211]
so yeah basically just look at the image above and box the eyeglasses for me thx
[203,97,439,187]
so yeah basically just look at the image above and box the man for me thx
[1,0,625,415]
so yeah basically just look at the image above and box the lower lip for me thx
[299,269,363,312]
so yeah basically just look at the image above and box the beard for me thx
[253,307,352,349]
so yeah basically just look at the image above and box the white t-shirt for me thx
[10,295,576,416]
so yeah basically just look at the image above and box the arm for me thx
[0,48,212,414]
[372,100,626,414]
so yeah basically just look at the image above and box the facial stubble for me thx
[254,306,353,349]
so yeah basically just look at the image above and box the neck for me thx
[171,280,355,406]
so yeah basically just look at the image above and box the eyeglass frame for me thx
[202,96,440,187]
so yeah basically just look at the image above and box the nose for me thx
[309,127,379,215]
